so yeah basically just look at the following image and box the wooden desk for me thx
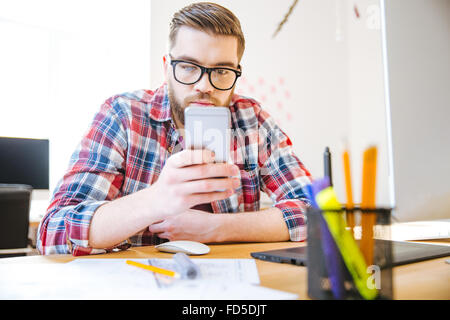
[1,241,448,300]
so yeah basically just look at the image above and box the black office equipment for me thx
[251,239,450,267]
[0,137,49,189]
[0,184,32,257]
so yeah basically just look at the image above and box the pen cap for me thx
[173,252,201,280]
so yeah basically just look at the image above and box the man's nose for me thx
[194,72,214,94]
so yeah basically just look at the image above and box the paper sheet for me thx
[0,259,298,300]
[148,258,260,285]
[0,261,158,299]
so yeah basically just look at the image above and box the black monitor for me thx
[0,137,49,190]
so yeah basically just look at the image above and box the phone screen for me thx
[184,106,230,163]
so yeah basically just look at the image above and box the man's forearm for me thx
[88,187,161,249]
[215,207,290,243]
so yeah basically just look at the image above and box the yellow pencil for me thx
[126,260,180,278]
[360,146,378,266]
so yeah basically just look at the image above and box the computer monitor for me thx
[380,0,450,222]
[0,137,49,190]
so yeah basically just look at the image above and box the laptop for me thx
[250,240,450,267]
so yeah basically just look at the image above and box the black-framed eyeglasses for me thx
[169,56,242,91]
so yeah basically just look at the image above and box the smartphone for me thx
[184,106,230,163]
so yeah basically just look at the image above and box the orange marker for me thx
[360,146,378,266]
[342,149,355,232]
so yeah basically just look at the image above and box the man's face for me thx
[164,26,240,127]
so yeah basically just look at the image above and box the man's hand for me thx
[148,207,291,244]
[150,149,240,220]
[149,209,219,242]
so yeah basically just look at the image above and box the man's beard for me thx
[168,85,186,126]
[167,83,234,127]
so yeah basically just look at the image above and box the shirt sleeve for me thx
[257,108,313,242]
[37,99,129,256]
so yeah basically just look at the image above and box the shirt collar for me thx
[147,83,172,122]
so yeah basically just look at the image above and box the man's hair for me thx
[169,2,245,61]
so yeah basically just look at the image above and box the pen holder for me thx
[306,206,393,300]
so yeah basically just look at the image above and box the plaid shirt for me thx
[37,84,313,256]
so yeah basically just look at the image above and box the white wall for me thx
[346,0,391,208]
[0,0,151,193]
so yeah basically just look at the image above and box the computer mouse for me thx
[155,240,210,255]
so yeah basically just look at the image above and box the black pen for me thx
[324,146,333,186]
